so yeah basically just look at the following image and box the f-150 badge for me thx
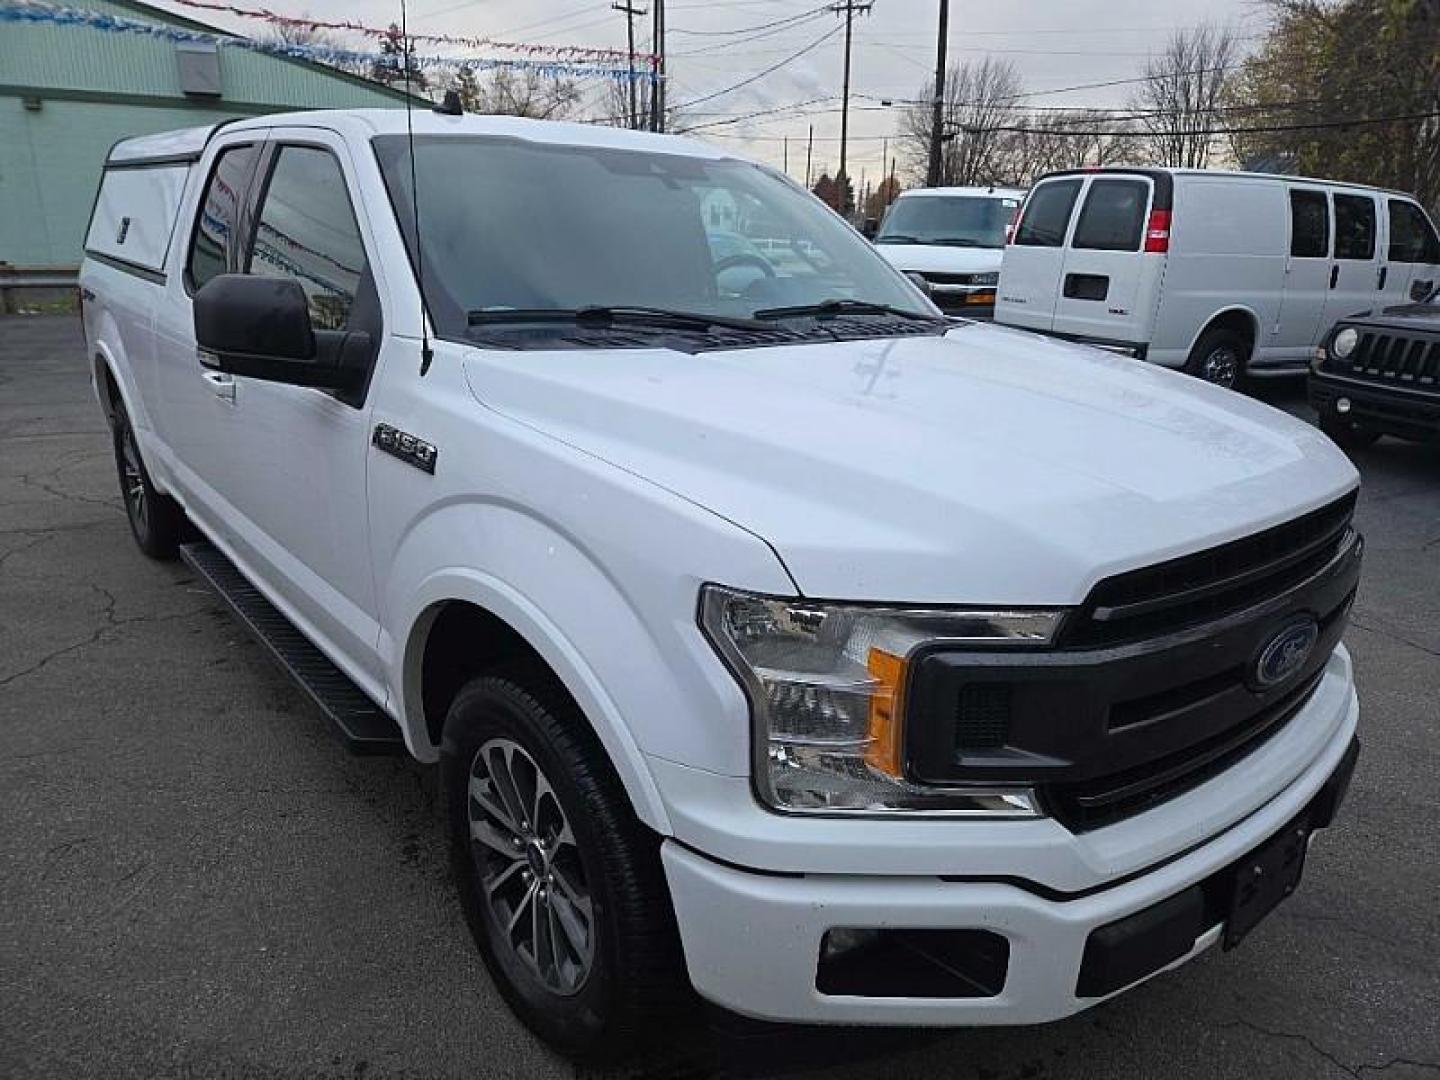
[373,423,437,475]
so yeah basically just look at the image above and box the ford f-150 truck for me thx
[80,109,1362,1064]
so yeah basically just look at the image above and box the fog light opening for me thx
[1336,397,1352,415]
[816,928,1009,999]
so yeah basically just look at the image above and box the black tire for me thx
[1185,326,1251,390]
[1319,413,1381,451]
[111,404,184,560]
[440,663,692,1063]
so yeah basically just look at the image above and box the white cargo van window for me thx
[1290,190,1329,259]
[1015,179,1081,247]
[1334,194,1376,261]
[187,143,262,292]
[1071,178,1148,252]
[247,146,367,331]
[1385,199,1440,303]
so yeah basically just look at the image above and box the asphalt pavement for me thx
[1,315,1437,1080]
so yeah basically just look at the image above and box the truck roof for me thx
[106,109,745,169]
[896,185,1026,199]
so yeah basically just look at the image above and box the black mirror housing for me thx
[193,275,366,393]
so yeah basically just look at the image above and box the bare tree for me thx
[264,15,371,77]
[1126,23,1240,168]
[466,67,582,120]
[999,109,1133,184]
[898,58,1022,186]
[598,71,683,131]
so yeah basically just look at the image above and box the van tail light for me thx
[1005,205,1022,244]
[1144,209,1171,253]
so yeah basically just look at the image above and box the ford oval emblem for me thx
[1254,617,1320,688]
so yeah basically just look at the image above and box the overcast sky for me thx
[150,0,1265,181]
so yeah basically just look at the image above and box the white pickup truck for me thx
[81,109,1363,1063]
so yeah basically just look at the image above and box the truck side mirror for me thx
[193,274,365,392]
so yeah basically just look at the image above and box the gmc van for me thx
[996,167,1440,388]
[82,111,1361,1064]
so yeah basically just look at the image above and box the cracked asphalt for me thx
[1,314,1437,1080]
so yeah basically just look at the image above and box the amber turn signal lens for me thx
[865,648,906,778]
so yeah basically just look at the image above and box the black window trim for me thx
[183,139,264,298]
[1386,197,1440,265]
[1287,186,1331,260]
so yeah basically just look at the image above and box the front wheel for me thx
[441,664,691,1063]
[1185,327,1251,390]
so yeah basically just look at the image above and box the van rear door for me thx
[1051,174,1156,346]
[996,176,1083,332]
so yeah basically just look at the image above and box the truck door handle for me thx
[1378,266,1388,289]
[1329,265,1339,289]
[200,369,235,402]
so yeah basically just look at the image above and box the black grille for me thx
[1063,491,1357,648]
[920,271,991,286]
[1046,671,1323,831]
[1342,330,1440,385]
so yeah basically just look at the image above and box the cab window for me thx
[1387,200,1440,264]
[1014,179,1081,247]
[1333,194,1376,260]
[246,145,368,330]
[187,143,261,291]
[1071,179,1148,252]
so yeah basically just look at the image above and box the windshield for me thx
[875,194,1020,248]
[372,134,931,338]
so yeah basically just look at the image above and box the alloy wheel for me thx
[1201,346,1239,387]
[120,425,148,533]
[467,737,595,996]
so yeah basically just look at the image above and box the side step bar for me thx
[180,541,406,756]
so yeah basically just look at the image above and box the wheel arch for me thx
[397,574,673,835]
[1187,306,1260,361]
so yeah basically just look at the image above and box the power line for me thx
[970,109,1440,139]
[673,21,844,109]
[669,4,827,35]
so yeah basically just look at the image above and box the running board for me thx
[180,541,406,756]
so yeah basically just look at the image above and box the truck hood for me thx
[1343,301,1440,332]
[463,323,1357,604]
[873,244,1003,276]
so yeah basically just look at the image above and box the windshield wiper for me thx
[467,305,768,332]
[933,237,991,248]
[874,234,920,244]
[752,299,943,323]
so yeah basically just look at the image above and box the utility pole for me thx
[650,0,666,131]
[926,0,949,187]
[614,1,647,129]
[829,0,872,218]
[805,124,814,188]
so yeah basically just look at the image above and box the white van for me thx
[996,167,1440,387]
[872,186,1025,315]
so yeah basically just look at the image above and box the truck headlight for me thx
[1331,327,1359,360]
[700,586,1061,815]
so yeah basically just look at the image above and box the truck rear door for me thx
[1052,175,1156,346]
[996,176,1082,333]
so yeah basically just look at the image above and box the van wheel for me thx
[112,406,183,560]
[441,663,692,1063]
[1319,414,1381,451]
[1186,327,1250,389]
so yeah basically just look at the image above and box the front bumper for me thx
[1310,371,1440,442]
[661,678,1358,1026]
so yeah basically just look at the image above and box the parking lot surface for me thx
[1,314,1437,1080]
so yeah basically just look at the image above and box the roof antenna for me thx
[399,0,435,376]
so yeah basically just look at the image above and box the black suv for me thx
[1310,297,1440,448]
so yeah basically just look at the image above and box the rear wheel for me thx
[441,664,692,1063]
[111,404,183,560]
[1185,326,1251,389]
[1319,413,1381,451]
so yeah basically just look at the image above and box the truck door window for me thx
[1071,179,1148,251]
[187,143,261,291]
[1333,194,1376,260]
[1288,190,1329,258]
[246,146,368,331]
[1014,179,1081,247]
[1387,200,1440,263]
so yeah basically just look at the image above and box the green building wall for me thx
[0,0,412,269]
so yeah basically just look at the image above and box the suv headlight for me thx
[1331,326,1359,359]
[700,586,1061,815]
